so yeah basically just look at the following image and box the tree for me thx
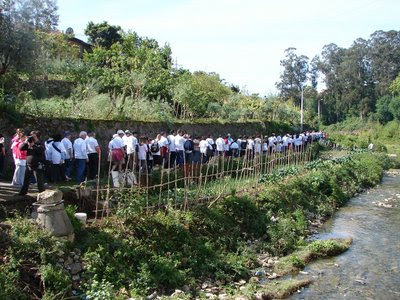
[389,74,400,95]
[0,0,59,76]
[369,30,400,95]
[375,95,393,123]
[84,21,122,48]
[172,72,232,118]
[276,47,309,105]
[389,96,400,120]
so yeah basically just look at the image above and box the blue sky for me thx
[57,0,400,96]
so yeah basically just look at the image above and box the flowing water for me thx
[291,170,400,300]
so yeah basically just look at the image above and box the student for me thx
[123,130,135,171]
[199,136,210,164]
[137,136,148,175]
[184,134,194,164]
[151,134,162,166]
[108,131,125,187]
[48,134,66,182]
[240,136,247,157]
[254,136,262,156]
[268,134,277,154]
[206,135,215,156]
[167,130,176,168]
[18,131,45,195]
[230,139,239,157]
[86,131,100,180]
[11,135,27,186]
[44,136,54,183]
[215,135,225,156]
[61,131,73,180]
[0,134,5,178]
[146,138,154,173]
[192,136,201,172]
[73,131,88,184]
[247,136,255,158]
[174,130,186,166]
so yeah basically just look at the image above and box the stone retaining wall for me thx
[0,115,297,176]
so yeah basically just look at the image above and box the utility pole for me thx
[300,85,304,132]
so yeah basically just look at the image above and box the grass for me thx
[274,238,353,276]
[261,278,313,299]
[233,278,312,299]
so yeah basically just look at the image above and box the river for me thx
[291,170,400,300]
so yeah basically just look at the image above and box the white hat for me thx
[117,130,124,135]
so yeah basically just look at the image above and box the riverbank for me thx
[290,169,400,299]
[0,152,391,299]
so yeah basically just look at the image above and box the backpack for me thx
[184,139,194,152]
[241,141,247,150]
[150,142,160,153]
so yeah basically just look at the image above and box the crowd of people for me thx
[0,128,325,193]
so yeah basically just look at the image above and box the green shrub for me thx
[65,205,83,233]
[40,264,72,299]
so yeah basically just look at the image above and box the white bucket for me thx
[74,213,87,225]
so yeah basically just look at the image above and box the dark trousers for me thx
[64,159,72,178]
[19,168,45,195]
[75,159,86,183]
[88,153,98,180]
[0,154,4,177]
[165,151,176,168]
[51,164,65,182]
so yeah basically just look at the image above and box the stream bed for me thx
[291,170,400,300]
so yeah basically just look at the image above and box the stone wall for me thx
[0,115,296,175]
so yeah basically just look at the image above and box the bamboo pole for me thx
[94,151,101,220]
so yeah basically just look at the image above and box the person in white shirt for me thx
[276,141,283,152]
[137,136,148,175]
[86,131,100,180]
[123,130,136,170]
[294,134,303,151]
[254,136,262,155]
[44,137,54,182]
[151,134,162,166]
[199,136,212,163]
[230,140,239,157]
[159,132,168,162]
[206,135,215,157]
[282,134,289,153]
[109,130,125,171]
[246,137,255,158]
[262,137,268,155]
[73,131,88,183]
[174,130,186,166]
[48,134,66,182]
[288,135,294,151]
[215,135,225,156]
[268,134,277,154]
[167,130,176,168]
[108,131,126,187]
[61,131,73,180]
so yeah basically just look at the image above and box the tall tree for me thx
[84,21,122,48]
[369,30,400,95]
[0,0,58,76]
[276,47,309,105]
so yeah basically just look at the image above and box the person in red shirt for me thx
[11,135,27,186]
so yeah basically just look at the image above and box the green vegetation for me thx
[0,152,388,298]
[323,118,400,167]
[0,0,301,124]
[2,1,400,125]
[274,238,352,276]
[237,278,313,299]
